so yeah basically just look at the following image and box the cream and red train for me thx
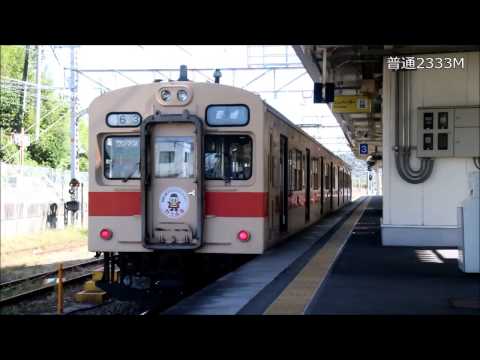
[88,73,351,284]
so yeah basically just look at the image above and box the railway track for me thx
[0,258,104,308]
[1,254,252,314]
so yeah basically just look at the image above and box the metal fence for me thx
[0,162,88,238]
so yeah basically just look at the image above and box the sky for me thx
[42,45,352,155]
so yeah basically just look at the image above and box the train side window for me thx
[292,150,297,190]
[288,150,293,191]
[295,150,302,191]
[103,136,140,180]
[325,163,330,190]
[205,135,252,180]
[338,168,341,189]
[302,154,305,189]
[338,169,341,189]
[313,158,319,190]
[332,166,336,189]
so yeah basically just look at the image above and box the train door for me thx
[337,167,340,207]
[269,133,273,231]
[305,148,311,223]
[328,162,335,211]
[279,135,288,232]
[339,168,342,205]
[320,157,324,215]
[141,114,204,250]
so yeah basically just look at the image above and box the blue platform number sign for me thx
[359,143,368,155]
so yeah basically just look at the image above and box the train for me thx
[88,68,352,291]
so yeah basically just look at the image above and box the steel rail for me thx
[0,273,92,307]
[0,258,104,290]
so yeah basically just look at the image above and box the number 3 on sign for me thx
[360,144,368,155]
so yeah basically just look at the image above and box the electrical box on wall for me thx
[417,106,480,158]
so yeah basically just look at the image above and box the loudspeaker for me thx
[313,83,323,103]
[325,83,335,103]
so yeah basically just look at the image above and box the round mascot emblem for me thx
[159,187,189,219]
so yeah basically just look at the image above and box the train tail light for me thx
[237,230,250,242]
[100,228,113,240]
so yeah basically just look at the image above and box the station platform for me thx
[306,196,480,315]
[163,196,480,315]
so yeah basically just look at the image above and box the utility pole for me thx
[17,45,30,166]
[69,46,79,180]
[34,45,42,142]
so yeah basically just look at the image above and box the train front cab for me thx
[88,82,268,256]
[88,81,353,260]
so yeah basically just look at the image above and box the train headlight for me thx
[160,89,172,102]
[100,228,113,240]
[237,230,250,242]
[177,89,189,102]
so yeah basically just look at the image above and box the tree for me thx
[0,45,72,169]
[78,117,88,171]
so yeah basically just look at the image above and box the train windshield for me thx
[154,136,194,178]
[205,135,252,180]
[103,135,251,181]
[104,136,140,180]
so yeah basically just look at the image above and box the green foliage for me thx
[0,45,77,170]
[27,116,70,168]
[0,45,31,81]
[78,118,89,171]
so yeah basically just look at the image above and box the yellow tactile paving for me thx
[264,198,370,315]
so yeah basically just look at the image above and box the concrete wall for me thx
[0,163,88,238]
[382,51,480,246]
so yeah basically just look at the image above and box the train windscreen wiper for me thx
[122,162,140,182]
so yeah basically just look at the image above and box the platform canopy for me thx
[292,45,479,160]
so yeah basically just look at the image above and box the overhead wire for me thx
[49,46,63,69]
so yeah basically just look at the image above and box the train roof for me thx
[89,80,350,171]
[264,102,350,170]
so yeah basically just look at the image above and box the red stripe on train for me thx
[89,191,268,217]
[205,192,268,217]
[89,192,141,216]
